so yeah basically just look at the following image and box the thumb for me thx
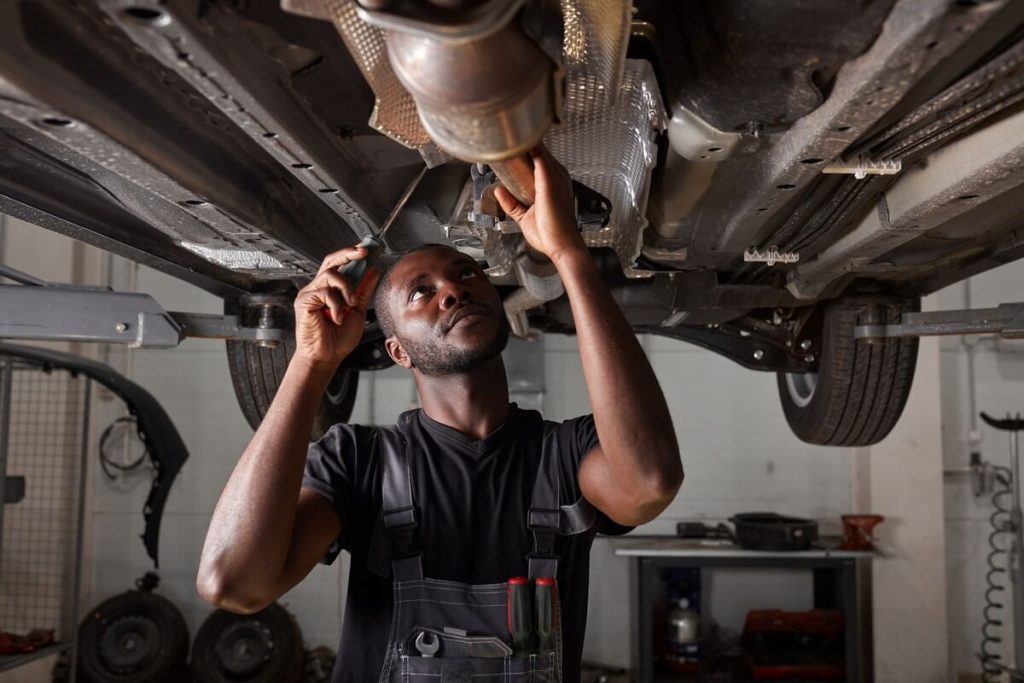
[495,185,528,222]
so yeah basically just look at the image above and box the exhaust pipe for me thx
[364,1,558,185]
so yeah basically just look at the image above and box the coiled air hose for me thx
[981,464,1014,681]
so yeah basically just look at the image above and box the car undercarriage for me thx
[1,0,1023,445]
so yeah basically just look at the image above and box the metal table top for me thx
[609,535,876,559]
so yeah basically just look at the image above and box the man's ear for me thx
[385,337,413,370]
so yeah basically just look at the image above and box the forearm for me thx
[197,358,332,609]
[553,247,682,493]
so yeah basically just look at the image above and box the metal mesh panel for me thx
[561,0,631,110]
[282,0,449,165]
[289,0,630,168]
[0,362,87,641]
[546,59,666,273]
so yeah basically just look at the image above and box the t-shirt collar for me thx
[416,403,521,452]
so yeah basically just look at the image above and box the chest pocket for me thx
[368,413,597,683]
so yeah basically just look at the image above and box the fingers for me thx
[529,144,570,188]
[351,269,381,316]
[495,185,528,222]
[319,269,358,308]
[316,245,367,276]
[297,285,347,324]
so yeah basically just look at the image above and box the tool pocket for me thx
[399,652,556,682]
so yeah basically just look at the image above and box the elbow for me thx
[659,454,684,499]
[642,441,684,503]
[196,567,273,615]
[616,452,684,526]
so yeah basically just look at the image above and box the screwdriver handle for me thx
[339,235,384,287]
[507,577,534,655]
[535,576,556,654]
[322,236,384,320]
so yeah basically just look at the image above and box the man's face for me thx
[383,246,509,376]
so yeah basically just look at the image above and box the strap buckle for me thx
[383,504,417,530]
[528,507,561,532]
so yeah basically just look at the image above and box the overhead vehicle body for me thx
[1,0,1022,445]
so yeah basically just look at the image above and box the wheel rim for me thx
[98,614,161,674]
[785,372,818,408]
[213,620,275,677]
[324,371,354,406]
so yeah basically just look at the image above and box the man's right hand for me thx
[293,245,381,371]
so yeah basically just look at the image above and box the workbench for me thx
[611,537,873,683]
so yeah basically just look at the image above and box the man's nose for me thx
[439,284,470,310]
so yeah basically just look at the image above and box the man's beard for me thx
[400,318,510,377]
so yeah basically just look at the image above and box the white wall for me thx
[936,260,1024,679]
[865,333,948,682]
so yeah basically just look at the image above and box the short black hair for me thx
[372,243,461,337]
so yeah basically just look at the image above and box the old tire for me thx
[76,590,190,683]
[190,603,304,683]
[226,339,358,441]
[777,298,919,446]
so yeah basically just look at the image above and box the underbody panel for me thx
[0,0,1021,343]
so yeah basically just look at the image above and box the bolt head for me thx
[804,353,816,363]
[800,339,812,351]
[739,329,751,338]
[753,349,764,360]
[115,322,129,333]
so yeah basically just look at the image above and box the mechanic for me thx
[197,146,683,682]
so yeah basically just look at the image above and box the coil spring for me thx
[981,465,1013,682]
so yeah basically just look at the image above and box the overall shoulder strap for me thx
[375,414,423,582]
[527,436,599,579]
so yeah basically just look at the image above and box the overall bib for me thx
[370,414,597,683]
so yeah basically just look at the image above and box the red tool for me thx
[506,576,534,655]
[535,576,557,654]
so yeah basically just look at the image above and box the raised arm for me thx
[196,246,378,613]
[496,148,682,526]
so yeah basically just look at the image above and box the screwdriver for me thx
[535,576,557,654]
[507,577,534,655]
[321,164,427,321]
[322,234,384,320]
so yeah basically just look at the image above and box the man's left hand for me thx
[494,145,587,264]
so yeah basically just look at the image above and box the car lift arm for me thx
[855,302,1024,340]
[0,263,287,348]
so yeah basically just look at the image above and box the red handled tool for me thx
[535,576,557,654]
[507,576,535,655]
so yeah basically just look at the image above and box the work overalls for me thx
[368,413,597,683]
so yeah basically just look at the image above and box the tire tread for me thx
[777,298,919,447]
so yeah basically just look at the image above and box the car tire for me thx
[190,603,304,683]
[76,589,190,683]
[226,339,358,441]
[777,297,919,447]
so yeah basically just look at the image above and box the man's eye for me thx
[461,267,478,279]
[410,286,430,302]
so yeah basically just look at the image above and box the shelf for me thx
[0,641,72,673]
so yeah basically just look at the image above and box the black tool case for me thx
[731,513,819,551]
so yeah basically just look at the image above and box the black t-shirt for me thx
[302,404,628,683]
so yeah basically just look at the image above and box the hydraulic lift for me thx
[4,261,1024,349]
